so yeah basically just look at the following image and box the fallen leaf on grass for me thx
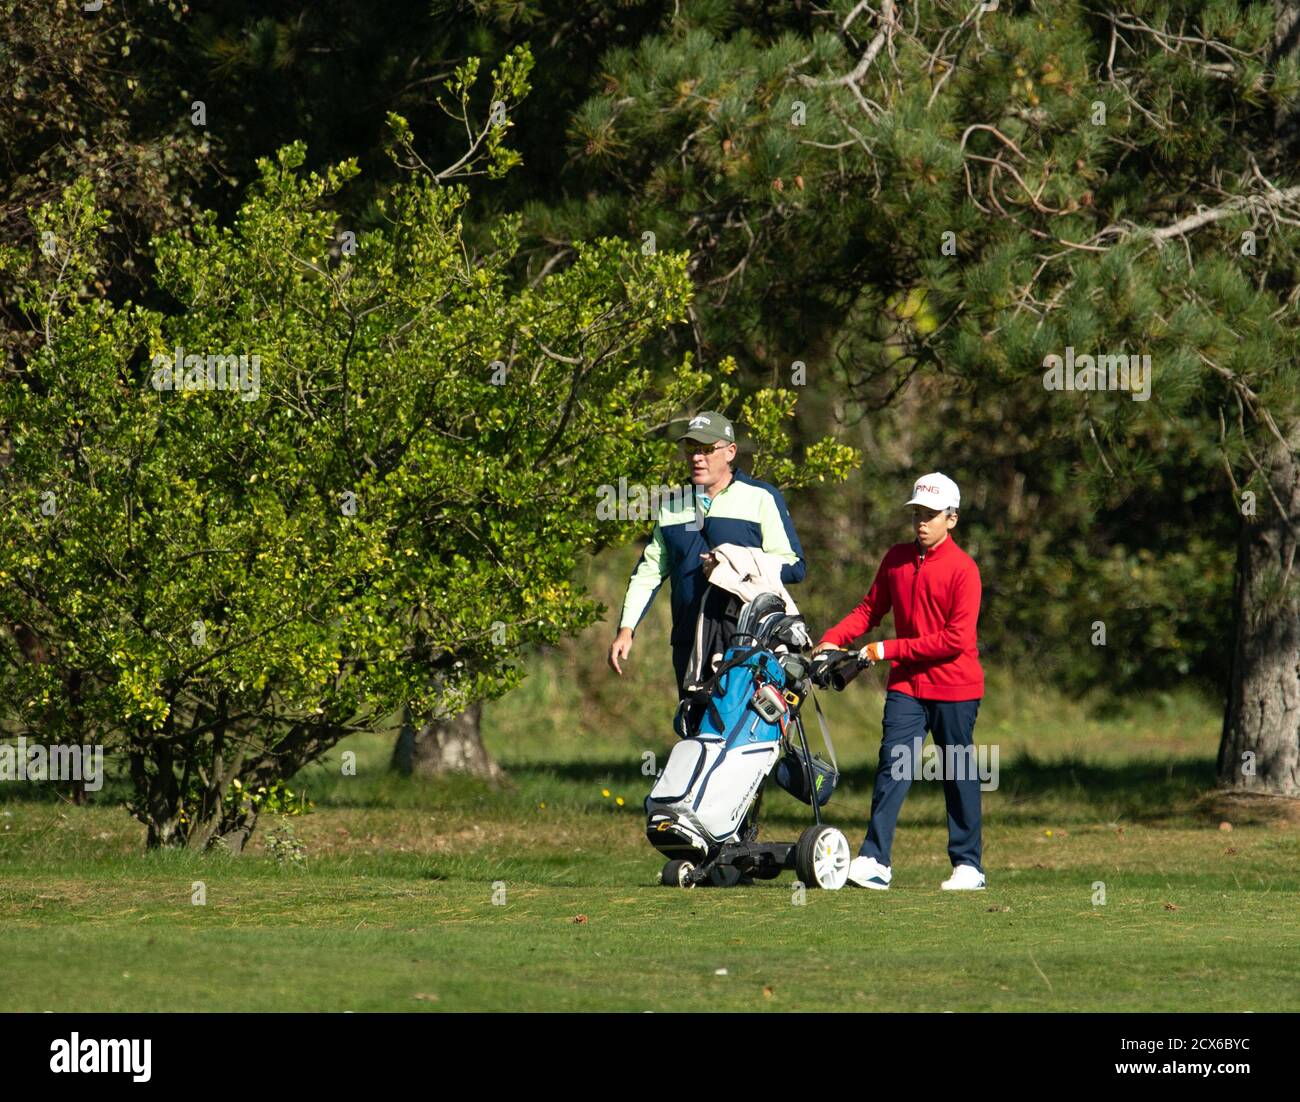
[1163,902,1180,911]
[412,992,439,1002]
[573,914,588,924]
[762,986,774,999]
[986,905,1011,913]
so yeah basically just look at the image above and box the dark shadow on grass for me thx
[498,753,1220,824]
[0,777,134,806]
[14,754,1216,828]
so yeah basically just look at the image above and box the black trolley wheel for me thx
[660,859,696,888]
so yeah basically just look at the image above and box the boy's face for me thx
[912,505,956,549]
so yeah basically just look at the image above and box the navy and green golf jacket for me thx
[618,469,805,647]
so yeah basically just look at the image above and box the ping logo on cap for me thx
[905,472,960,509]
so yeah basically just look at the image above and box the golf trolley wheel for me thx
[660,859,696,888]
[794,825,851,890]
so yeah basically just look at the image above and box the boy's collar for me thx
[916,533,955,559]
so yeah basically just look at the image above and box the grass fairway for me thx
[3,653,1299,1012]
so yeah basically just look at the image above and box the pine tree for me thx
[545,0,1300,798]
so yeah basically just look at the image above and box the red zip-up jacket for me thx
[818,535,984,701]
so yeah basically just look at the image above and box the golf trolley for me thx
[656,707,849,891]
[646,595,875,892]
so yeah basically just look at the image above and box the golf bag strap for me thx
[810,690,839,773]
[695,644,766,739]
[689,644,761,699]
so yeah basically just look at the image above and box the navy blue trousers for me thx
[860,690,983,873]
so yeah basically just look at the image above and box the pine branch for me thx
[798,0,897,117]
[1148,185,1300,241]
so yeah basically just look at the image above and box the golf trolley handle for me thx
[810,646,876,691]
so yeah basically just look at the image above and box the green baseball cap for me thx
[670,410,736,446]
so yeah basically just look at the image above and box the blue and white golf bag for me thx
[645,594,812,861]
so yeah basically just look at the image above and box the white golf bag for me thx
[645,734,782,860]
[645,593,810,861]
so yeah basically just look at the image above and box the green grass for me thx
[3,800,1297,1011]
[3,592,1299,1011]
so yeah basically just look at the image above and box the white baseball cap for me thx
[905,472,960,511]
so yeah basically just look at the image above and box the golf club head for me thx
[779,652,808,683]
[736,592,788,643]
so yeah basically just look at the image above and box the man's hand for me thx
[608,627,635,675]
[812,641,839,655]
[863,641,887,662]
[699,551,717,577]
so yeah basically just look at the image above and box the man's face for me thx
[912,505,956,548]
[681,438,735,485]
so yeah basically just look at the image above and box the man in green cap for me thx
[608,411,806,695]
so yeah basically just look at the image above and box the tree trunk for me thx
[1218,2,1300,802]
[130,744,184,848]
[209,814,258,854]
[129,737,261,850]
[391,702,503,780]
[1217,425,1300,798]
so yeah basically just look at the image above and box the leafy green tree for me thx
[0,49,851,846]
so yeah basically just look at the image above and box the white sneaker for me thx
[847,855,892,890]
[940,864,986,890]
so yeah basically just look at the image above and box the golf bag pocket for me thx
[651,737,719,803]
[774,743,838,807]
[646,736,781,850]
[698,646,788,748]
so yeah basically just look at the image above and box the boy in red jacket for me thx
[814,473,986,890]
